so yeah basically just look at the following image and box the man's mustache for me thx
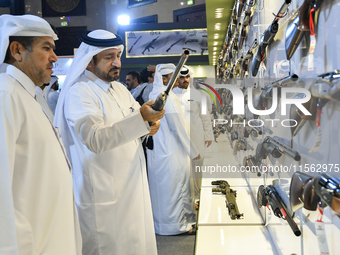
[47,63,54,69]
[109,67,121,72]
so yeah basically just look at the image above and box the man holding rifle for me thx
[54,29,164,255]
[147,63,200,235]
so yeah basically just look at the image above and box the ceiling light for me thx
[213,52,217,55]
[214,23,221,30]
[118,15,130,25]
[214,34,219,39]
[213,47,217,51]
[213,41,218,46]
[181,2,184,5]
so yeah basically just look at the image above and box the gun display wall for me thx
[206,0,340,254]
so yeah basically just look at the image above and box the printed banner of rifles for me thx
[125,29,208,58]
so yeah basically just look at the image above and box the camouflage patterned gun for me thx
[233,56,244,78]
[240,39,258,79]
[233,139,247,155]
[257,185,301,236]
[290,70,340,136]
[212,180,244,220]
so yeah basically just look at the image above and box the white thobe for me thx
[63,70,157,255]
[0,65,82,254]
[131,82,148,99]
[173,86,214,200]
[35,86,54,122]
[147,89,199,235]
[47,89,59,114]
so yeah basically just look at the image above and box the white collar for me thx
[84,70,111,92]
[7,65,37,97]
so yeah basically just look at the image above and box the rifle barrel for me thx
[164,50,190,94]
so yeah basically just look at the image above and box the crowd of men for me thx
[0,14,213,255]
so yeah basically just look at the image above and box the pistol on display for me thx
[257,185,301,236]
[253,74,299,111]
[290,70,340,136]
[290,172,340,216]
[211,180,244,220]
[251,0,291,76]
[244,136,301,176]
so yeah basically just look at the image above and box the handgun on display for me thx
[253,74,299,111]
[245,136,300,176]
[212,180,244,220]
[290,70,340,136]
[257,185,301,236]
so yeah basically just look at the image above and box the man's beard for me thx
[94,65,120,82]
[179,82,189,89]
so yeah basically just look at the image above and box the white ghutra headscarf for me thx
[0,14,58,68]
[53,29,124,159]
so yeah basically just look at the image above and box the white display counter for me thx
[198,186,264,225]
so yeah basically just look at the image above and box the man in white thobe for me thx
[0,14,82,254]
[54,29,164,255]
[45,75,60,114]
[147,64,200,235]
[173,65,213,204]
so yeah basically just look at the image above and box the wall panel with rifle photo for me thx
[210,0,340,254]
[125,28,208,58]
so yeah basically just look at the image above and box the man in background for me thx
[147,63,200,235]
[134,66,155,105]
[173,65,213,207]
[45,75,60,114]
[126,70,141,95]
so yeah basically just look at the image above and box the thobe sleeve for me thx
[199,106,214,142]
[65,85,150,154]
[165,112,199,159]
[0,91,20,254]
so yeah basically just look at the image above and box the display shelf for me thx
[195,225,278,255]
[198,186,264,225]
[265,224,302,255]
